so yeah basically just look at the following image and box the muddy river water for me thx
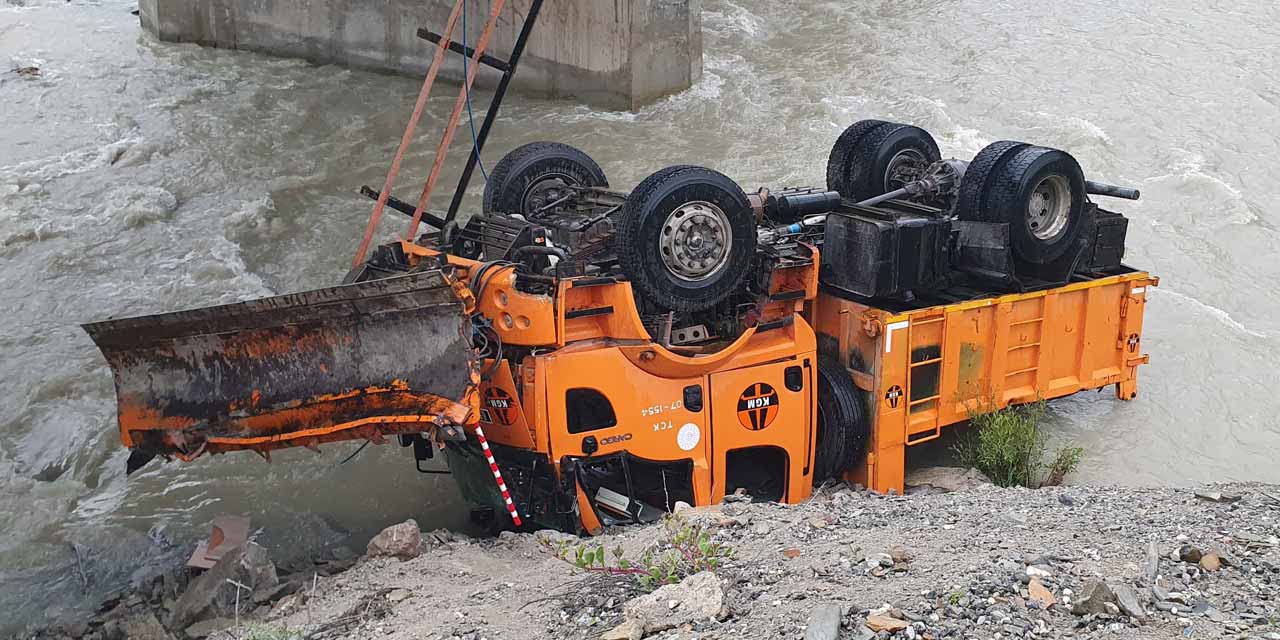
[2,0,1279,631]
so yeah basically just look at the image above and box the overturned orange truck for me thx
[85,117,1154,535]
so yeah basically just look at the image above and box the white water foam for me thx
[1156,288,1268,339]
[1145,149,1258,226]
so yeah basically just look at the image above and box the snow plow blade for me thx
[83,270,479,470]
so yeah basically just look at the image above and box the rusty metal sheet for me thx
[83,270,479,465]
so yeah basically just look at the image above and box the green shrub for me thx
[953,398,1083,488]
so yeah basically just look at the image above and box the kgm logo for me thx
[737,383,780,431]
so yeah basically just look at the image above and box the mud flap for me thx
[83,270,479,466]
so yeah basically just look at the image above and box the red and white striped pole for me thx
[473,425,522,527]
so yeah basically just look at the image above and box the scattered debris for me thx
[1194,490,1241,503]
[904,466,993,493]
[187,515,250,569]
[22,482,1280,640]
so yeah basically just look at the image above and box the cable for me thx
[462,0,488,181]
[339,440,371,465]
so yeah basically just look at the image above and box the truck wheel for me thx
[616,166,756,312]
[826,121,940,202]
[483,142,608,217]
[983,146,1087,264]
[953,140,1029,221]
[813,358,869,484]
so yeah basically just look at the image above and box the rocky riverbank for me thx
[17,474,1280,640]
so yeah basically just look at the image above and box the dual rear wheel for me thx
[827,120,1089,264]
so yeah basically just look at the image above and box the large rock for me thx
[1071,579,1117,616]
[804,604,843,640]
[621,572,727,635]
[865,615,909,633]
[1141,541,1161,584]
[1112,584,1147,622]
[904,467,993,493]
[183,617,234,639]
[366,519,423,560]
[167,542,278,630]
[120,611,171,640]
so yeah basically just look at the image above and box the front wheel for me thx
[615,166,756,312]
[482,142,608,217]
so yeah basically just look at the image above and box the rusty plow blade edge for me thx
[82,270,480,469]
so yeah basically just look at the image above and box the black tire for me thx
[615,166,756,312]
[983,146,1088,264]
[826,121,940,202]
[826,120,890,197]
[813,358,870,484]
[954,140,1029,221]
[482,142,608,216]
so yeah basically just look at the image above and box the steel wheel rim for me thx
[521,173,574,215]
[884,148,928,192]
[1027,174,1072,241]
[660,201,732,282]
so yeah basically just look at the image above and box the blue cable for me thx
[462,1,488,181]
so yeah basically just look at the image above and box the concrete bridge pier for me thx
[138,0,703,111]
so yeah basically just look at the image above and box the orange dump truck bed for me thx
[810,270,1156,493]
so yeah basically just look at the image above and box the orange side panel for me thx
[814,271,1156,494]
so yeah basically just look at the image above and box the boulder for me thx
[803,604,843,640]
[904,467,993,493]
[1112,585,1147,622]
[1028,577,1056,608]
[167,543,278,630]
[1178,545,1202,564]
[1141,541,1161,584]
[1199,553,1221,572]
[119,612,170,640]
[887,545,914,564]
[865,614,909,633]
[601,619,644,640]
[621,572,727,635]
[1071,579,1117,616]
[252,579,299,605]
[366,519,423,559]
[183,617,234,639]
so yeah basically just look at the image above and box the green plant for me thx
[1043,444,1084,487]
[541,514,733,591]
[953,397,1083,488]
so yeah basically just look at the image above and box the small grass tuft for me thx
[542,514,733,591]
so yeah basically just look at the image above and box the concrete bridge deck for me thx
[138,0,703,111]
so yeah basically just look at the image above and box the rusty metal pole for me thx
[351,0,466,269]
[405,0,508,240]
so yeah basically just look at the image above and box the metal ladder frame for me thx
[352,0,546,267]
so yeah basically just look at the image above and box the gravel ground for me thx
[258,478,1280,640]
